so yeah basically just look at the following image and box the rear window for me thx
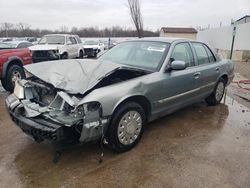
[204,45,216,62]
[192,43,210,65]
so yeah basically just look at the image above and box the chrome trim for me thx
[199,82,216,90]
[157,82,216,104]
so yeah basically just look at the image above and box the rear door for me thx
[191,42,220,97]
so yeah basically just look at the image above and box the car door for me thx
[191,42,220,98]
[70,36,79,58]
[66,36,74,58]
[156,42,202,113]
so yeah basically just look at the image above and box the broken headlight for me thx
[75,102,102,121]
[86,102,101,112]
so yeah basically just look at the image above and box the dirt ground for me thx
[0,62,250,188]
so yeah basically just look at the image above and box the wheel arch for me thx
[112,95,152,122]
[60,51,68,59]
[2,56,23,78]
[79,49,84,57]
[218,73,228,85]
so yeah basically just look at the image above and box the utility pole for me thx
[229,24,236,60]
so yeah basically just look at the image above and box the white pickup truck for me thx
[29,34,84,63]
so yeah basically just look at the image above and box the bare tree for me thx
[1,22,14,37]
[127,0,143,38]
[60,25,68,33]
[17,22,31,36]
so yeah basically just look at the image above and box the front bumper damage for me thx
[5,80,109,143]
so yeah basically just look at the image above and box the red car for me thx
[0,42,32,91]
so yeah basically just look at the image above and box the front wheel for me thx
[205,78,226,106]
[1,65,25,92]
[106,102,146,152]
[61,53,68,59]
[79,50,84,58]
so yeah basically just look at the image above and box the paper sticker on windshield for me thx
[147,46,165,52]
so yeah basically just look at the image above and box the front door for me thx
[156,42,201,113]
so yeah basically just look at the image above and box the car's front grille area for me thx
[32,50,59,63]
[84,48,94,53]
[33,50,49,58]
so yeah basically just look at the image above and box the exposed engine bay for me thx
[10,66,149,143]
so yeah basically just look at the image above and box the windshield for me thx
[39,36,65,44]
[0,43,14,49]
[99,41,169,71]
[84,40,98,45]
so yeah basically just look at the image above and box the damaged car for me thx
[5,38,234,152]
[29,34,84,63]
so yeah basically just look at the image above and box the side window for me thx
[18,42,32,48]
[170,43,195,67]
[75,36,82,44]
[192,43,210,65]
[17,43,25,48]
[66,37,72,45]
[70,37,77,44]
[204,45,216,62]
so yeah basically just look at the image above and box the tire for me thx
[205,78,226,106]
[106,102,146,152]
[61,53,68,59]
[79,50,84,58]
[1,65,25,92]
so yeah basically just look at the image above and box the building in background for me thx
[160,27,197,40]
[234,15,250,25]
[197,15,250,61]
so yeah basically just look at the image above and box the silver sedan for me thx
[5,37,234,152]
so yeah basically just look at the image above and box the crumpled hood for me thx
[29,44,62,51]
[24,59,123,94]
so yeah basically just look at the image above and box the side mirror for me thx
[170,60,187,70]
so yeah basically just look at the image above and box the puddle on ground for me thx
[0,93,250,187]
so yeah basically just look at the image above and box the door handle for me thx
[194,72,201,79]
[215,67,220,72]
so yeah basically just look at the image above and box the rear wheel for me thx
[79,50,84,58]
[106,102,146,152]
[1,65,25,92]
[205,78,226,106]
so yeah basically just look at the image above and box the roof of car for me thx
[134,37,196,43]
[44,34,77,37]
[5,41,31,45]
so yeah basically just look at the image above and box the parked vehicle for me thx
[29,34,84,63]
[83,40,105,57]
[4,41,33,48]
[5,38,234,152]
[0,43,32,91]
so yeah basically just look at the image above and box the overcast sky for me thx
[0,0,249,30]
